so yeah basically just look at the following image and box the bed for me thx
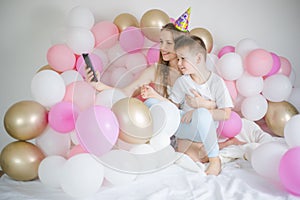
[0,151,300,200]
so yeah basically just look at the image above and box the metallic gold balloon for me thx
[4,100,48,140]
[265,101,299,137]
[112,97,153,144]
[140,9,170,42]
[113,13,139,32]
[0,141,45,181]
[36,65,58,73]
[190,27,214,53]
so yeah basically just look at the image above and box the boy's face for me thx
[176,46,198,75]
[159,30,177,62]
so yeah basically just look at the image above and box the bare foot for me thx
[205,157,221,176]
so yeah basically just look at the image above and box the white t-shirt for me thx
[169,72,234,112]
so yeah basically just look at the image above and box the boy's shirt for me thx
[169,72,234,113]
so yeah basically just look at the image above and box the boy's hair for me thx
[174,35,207,60]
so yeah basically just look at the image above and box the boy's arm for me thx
[186,89,216,110]
[209,107,232,121]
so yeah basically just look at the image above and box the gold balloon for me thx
[113,13,139,32]
[0,141,45,181]
[36,65,58,73]
[265,101,299,137]
[112,97,153,144]
[140,9,170,42]
[4,100,48,140]
[190,27,214,53]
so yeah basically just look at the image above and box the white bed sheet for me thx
[0,158,299,200]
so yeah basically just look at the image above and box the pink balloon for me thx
[119,26,145,53]
[48,101,80,133]
[279,146,300,196]
[218,45,235,58]
[277,56,292,76]
[245,49,273,76]
[146,43,160,65]
[75,105,119,156]
[224,80,237,102]
[67,144,87,158]
[63,81,96,111]
[264,52,281,78]
[47,44,76,72]
[91,21,119,49]
[76,53,103,78]
[217,111,242,138]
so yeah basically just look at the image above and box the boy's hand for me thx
[181,110,194,123]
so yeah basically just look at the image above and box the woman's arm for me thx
[86,64,156,97]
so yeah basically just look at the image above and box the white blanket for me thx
[0,159,299,200]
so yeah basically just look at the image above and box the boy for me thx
[169,35,233,175]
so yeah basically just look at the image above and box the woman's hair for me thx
[174,35,207,60]
[154,23,188,98]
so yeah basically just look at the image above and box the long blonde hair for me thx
[154,23,188,98]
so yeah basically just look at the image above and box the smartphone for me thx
[82,53,98,82]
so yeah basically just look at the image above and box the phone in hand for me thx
[82,53,98,82]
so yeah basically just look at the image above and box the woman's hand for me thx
[186,89,216,110]
[141,84,160,99]
[85,67,110,91]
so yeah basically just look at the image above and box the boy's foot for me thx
[205,157,221,176]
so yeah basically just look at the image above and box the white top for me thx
[169,72,234,112]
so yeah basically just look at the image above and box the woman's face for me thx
[159,29,177,62]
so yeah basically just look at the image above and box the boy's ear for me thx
[196,53,202,64]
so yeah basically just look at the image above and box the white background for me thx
[0,0,299,155]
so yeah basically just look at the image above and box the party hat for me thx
[175,7,191,32]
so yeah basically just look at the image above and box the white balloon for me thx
[149,101,180,137]
[103,166,137,186]
[262,74,292,102]
[111,66,134,88]
[284,114,300,148]
[251,141,288,182]
[107,43,127,67]
[206,53,219,73]
[149,132,171,151]
[66,6,95,29]
[93,49,109,70]
[95,89,126,108]
[66,27,95,54]
[60,154,104,198]
[241,94,268,121]
[236,72,263,97]
[60,70,83,85]
[235,38,259,59]
[125,53,147,74]
[216,52,244,80]
[38,155,66,188]
[129,144,155,154]
[99,149,140,173]
[31,70,66,108]
[36,126,71,157]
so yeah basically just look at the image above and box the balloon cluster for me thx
[1,6,184,198]
[1,5,300,198]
